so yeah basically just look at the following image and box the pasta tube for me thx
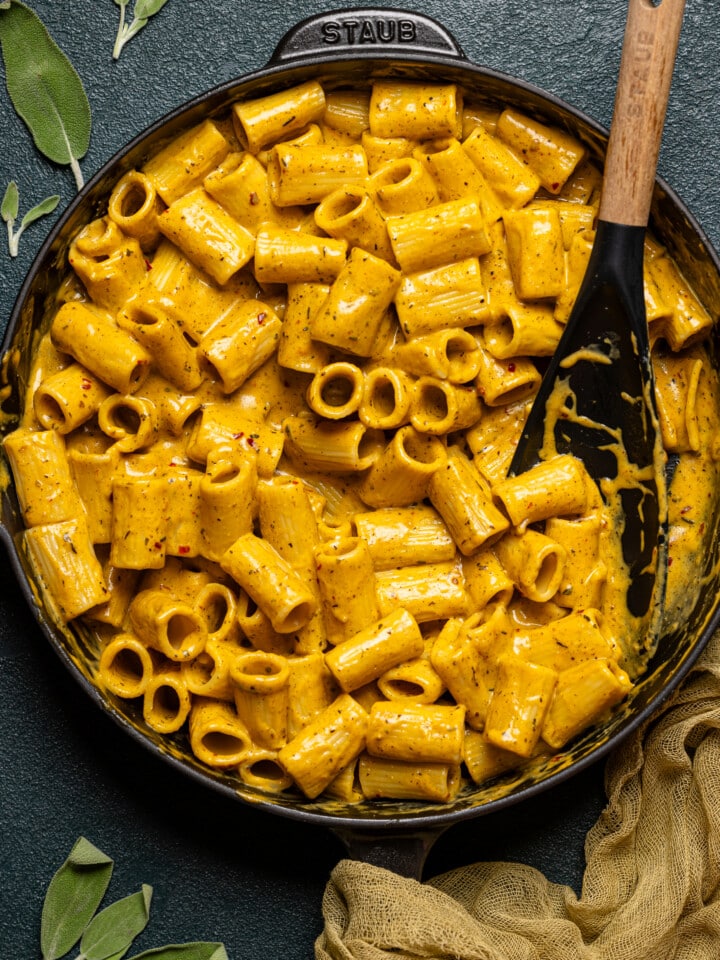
[199,446,257,562]
[310,247,402,357]
[306,362,365,420]
[366,701,466,765]
[377,653,446,705]
[97,632,156,699]
[33,363,112,434]
[143,118,231,205]
[221,532,317,634]
[494,529,567,604]
[282,416,384,474]
[462,125,541,209]
[503,205,565,300]
[24,517,108,621]
[375,559,470,622]
[158,187,256,285]
[232,80,326,153]
[68,218,148,313]
[181,637,236,701]
[394,257,489,337]
[51,302,151,395]
[392,328,482,384]
[189,699,254,767]
[369,81,462,140]
[410,378,483,435]
[107,170,164,251]
[484,655,558,758]
[358,754,461,803]
[414,137,503,224]
[368,157,439,216]
[198,300,282,394]
[286,652,337,740]
[4,427,80,527]
[359,367,414,430]
[268,143,368,206]
[253,225,348,285]
[353,504,455,570]
[278,693,369,799]
[325,608,424,692]
[257,475,326,654]
[129,589,208,662]
[117,293,204,393]
[495,108,586,195]
[541,660,632,749]
[430,618,492,730]
[231,650,290,749]
[357,425,447,508]
[387,197,491,274]
[428,446,510,555]
[97,394,157,454]
[492,454,590,528]
[314,186,395,262]
[110,476,168,570]
[143,667,192,734]
[238,749,294,794]
[313,537,379,645]
[277,282,332,374]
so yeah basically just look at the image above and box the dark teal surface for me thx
[2,1,720,957]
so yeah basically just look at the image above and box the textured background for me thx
[1,1,719,957]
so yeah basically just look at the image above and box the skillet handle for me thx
[331,826,448,880]
[268,8,465,65]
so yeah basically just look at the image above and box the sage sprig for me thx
[38,837,227,960]
[113,0,171,60]
[1,180,60,257]
[0,0,92,190]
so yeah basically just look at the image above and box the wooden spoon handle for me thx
[599,0,686,228]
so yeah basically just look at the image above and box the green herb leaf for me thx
[20,193,60,229]
[113,0,171,59]
[40,837,114,960]
[79,884,153,960]
[1,179,18,222]
[134,0,170,19]
[127,945,228,960]
[0,0,92,190]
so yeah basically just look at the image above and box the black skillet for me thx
[2,8,720,879]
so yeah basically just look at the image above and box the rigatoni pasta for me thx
[3,74,718,810]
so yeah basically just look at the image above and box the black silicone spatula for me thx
[509,0,686,642]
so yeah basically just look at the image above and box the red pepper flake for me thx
[80,378,93,391]
[507,362,516,372]
[232,432,245,440]
[551,182,560,191]
[680,505,692,514]
[246,436,256,449]
[153,542,163,551]
[178,545,190,555]
[257,312,266,325]
[249,192,259,205]
[668,557,674,566]
[144,258,153,270]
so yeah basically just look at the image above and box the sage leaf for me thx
[21,194,60,228]
[79,884,153,960]
[1,180,18,222]
[0,0,91,190]
[40,837,114,960]
[127,944,229,960]
[134,0,170,19]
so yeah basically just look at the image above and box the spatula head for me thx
[509,222,667,658]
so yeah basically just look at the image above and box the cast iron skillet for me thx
[2,8,720,879]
